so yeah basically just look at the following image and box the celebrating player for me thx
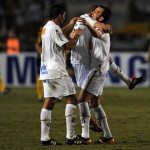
[39,4,93,146]
[70,4,143,143]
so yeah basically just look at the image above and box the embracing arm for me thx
[86,21,103,38]
[94,22,113,34]
[62,17,79,36]
[64,29,84,50]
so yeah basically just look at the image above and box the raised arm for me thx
[62,17,79,36]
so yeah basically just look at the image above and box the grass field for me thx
[0,87,150,150]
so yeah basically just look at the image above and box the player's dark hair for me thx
[88,5,99,13]
[49,4,66,19]
[100,5,111,23]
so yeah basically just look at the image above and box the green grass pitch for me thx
[0,87,150,150]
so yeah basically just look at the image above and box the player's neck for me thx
[51,19,60,26]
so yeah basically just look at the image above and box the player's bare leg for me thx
[90,117,103,133]
[88,98,103,133]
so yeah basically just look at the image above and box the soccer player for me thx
[35,27,43,102]
[81,5,115,143]
[71,4,143,143]
[70,4,114,142]
[0,74,10,94]
[39,4,90,146]
[69,6,109,143]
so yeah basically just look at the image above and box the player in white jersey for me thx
[69,5,143,140]
[39,4,91,146]
[71,5,112,88]
[69,5,114,142]
[69,5,114,143]
[81,6,115,144]
[80,5,143,143]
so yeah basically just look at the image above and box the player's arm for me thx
[62,17,79,36]
[50,26,83,51]
[94,22,113,34]
[85,15,113,34]
[64,29,84,50]
[85,21,103,38]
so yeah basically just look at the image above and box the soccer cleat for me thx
[76,135,92,145]
[65,137,80,145]
[66,135,91,145]
[41,138,62,145]
[90,119,103,133]
[129,76,143,90]
[96,137,115,144]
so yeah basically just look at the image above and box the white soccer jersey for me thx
[71,14,96,65]
[91,33,110,74]
[40,21,69,80]
[81,14,97,27]
[81,33,110,96]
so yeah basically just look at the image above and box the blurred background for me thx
[0,0,150,88]
[0,0,150,51]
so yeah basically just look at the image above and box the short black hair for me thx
[88,5,99,13]
[49,4,66,19]
[100,5,111,23]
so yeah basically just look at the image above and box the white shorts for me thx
[82,69,106,97]
[72,63,90,87]
[43,73,76,99]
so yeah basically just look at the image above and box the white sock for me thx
[65,104,76,139]
[92,105,112,138]
[40,108,52,141]
[78,102,91,139]
[109,59,131,86]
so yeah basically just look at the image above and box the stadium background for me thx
[0,0,150,87]
[0,1,150,150]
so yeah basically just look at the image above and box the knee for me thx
[89,96,99,109]
[90,100,99,109]
[43,97,55,110]
[66,95,78,105]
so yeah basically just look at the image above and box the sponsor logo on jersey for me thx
[40,64,48,74]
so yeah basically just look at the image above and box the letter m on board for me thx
[7,56,36,84]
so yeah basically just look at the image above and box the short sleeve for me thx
[85,16,97,27]
[50,27,68,47]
